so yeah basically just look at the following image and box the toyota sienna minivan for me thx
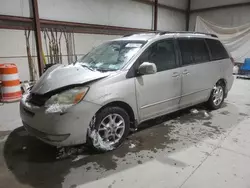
[20,32,234,152]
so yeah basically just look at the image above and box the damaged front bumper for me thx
[23,122,70,142]
[20,96,101,147]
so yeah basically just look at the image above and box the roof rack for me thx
[123,31,163,38]
[171,31,218,38]
[123,31,218,38]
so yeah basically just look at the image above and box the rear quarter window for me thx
[205,39,229,61]
[178,38,210,65]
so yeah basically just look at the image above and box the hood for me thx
[31,63,110,94]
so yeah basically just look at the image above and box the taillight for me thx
[230,57,235,65]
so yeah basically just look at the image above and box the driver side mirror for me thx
[137,62,157,75]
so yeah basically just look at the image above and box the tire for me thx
[87,106,130,152]
[207,81,225,110]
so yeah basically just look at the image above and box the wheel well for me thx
[98,101,136,128]
[217,78,227,97]
[217,79,226,88]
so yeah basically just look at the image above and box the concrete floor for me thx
[0,78,250,188]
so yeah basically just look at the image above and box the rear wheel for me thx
[207,82,225,110]
[88,106,130,152]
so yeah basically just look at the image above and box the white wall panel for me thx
[189,6,250,30]
[0,29,36,81]
[0,0,30,17]
[158,8,185,31]
[0,30,27,57]
[38,0,153,29]
[158,0,187,10]
[74,33,121,56]
[191,0,250,10]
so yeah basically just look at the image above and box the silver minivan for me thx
[20,32,234,152]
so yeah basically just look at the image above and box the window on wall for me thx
[178,38,210,65]
[205,39,229,61]
[138,39,177,72]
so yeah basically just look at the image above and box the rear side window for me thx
[205,39,229,61]
[178,38,210,65]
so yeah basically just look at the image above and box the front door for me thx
[135,39,182,121]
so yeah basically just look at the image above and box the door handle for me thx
[182,70,190,75]
[172,72,180,77]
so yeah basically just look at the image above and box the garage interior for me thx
[1,0,250,187]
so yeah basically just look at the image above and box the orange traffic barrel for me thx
[0,64,4,83]
[0,63,22,102]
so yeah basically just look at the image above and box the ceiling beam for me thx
[191,2,250,13]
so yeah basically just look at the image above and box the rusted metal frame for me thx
[31,0,44,76]
[0,15,33,30]
[56,28,133,36]
[133,0,186,13]
[186,0,191,31]
[40,19,150,32]
[0,25,32,30]
[0,15,32,22]
[0,15,151,34]
[153,0,158,31]
[191,2,250,13]
[0,22,148,35]
[0,54,86,59]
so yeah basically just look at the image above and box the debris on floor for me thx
[90,130,114,151]
[56,144,88,160]
[129,143,136,149]
[72,155,87,162]
[57,147,79,159]
[190,108,199,114]
[190,108,210,118]
[201,110,210,118]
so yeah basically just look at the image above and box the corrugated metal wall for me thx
[189,0,250,30]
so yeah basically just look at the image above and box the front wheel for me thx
[88,106,130,152]
[207,82,225,110]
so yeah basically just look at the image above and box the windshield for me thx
[77,40,146,71]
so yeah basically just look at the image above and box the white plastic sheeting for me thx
[195,16,250,63]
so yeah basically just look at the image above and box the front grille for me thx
[28,93,49,107]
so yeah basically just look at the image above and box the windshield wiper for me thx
[80,64,94,71]
[95,68,117,72]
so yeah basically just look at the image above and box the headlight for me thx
[45,87,89,113]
